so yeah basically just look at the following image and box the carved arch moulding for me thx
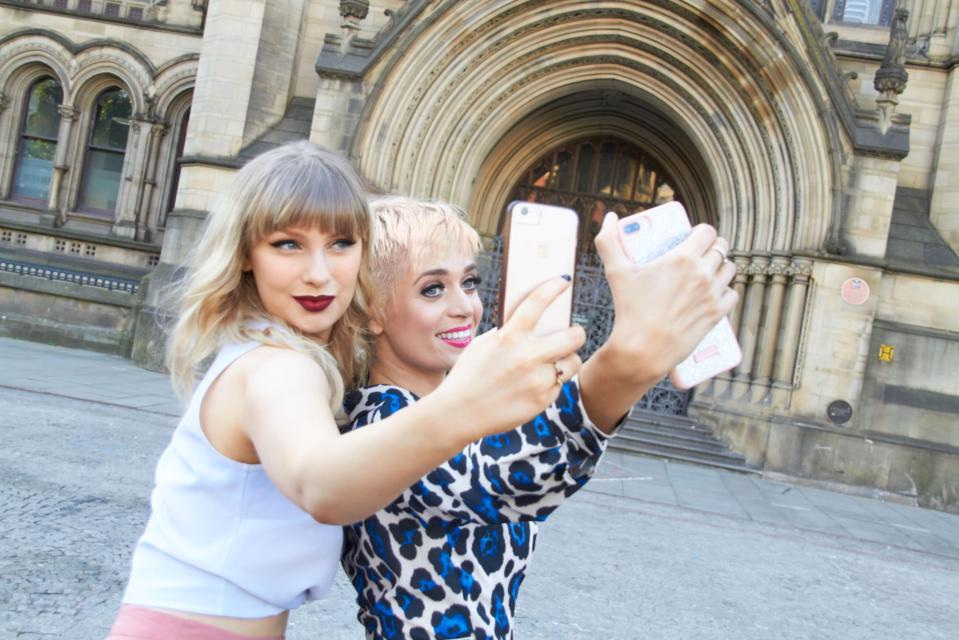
[346,1,839,256]
[0,29,197,120]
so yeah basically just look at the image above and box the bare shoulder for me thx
[232,345,332,406]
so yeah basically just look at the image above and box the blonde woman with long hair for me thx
[107,142,585,640]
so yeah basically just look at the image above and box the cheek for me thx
[471,298,483,324]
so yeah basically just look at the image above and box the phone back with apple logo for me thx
[499,202,578,337]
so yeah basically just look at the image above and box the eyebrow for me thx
[413,263,478,285]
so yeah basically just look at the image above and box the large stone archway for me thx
[350,0,840,255]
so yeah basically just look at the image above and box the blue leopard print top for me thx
[341,379,613,639]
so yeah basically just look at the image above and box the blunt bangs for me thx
[239,142,370,249]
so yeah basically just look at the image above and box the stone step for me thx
[618,424,732,451]
[609,410,759,474]
[614,429,736,458]
[609,439,760,475]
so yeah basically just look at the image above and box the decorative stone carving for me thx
[0,91,7,113]
[339,0,370,20]
[340,0,370,40]
[57,104,78,121]
[874,8,910,135]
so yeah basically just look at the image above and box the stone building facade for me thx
[1,0,957,512]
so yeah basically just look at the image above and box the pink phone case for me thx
[618,202,742,389]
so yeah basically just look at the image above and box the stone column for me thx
[48,104,78,226]
[751,255,791,401]
[728,254,751,337]
[773,258,813,386]
[732,255,769,393]
[929,59,959,254]
[135,122,168,242]
[112,118,152,238]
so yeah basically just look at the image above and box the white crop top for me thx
[122,339,342,617]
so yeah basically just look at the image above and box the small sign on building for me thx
[879,344,895,362]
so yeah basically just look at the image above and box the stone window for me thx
[11,77,63,206]
[77,87,131,216]
[128,6,143,20]
[77,0,92,12]
[104,3,120,18]
[53,0,68,9]
[506,137,680,252]
[832,0,895,26]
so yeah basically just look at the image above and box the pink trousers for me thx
[106,605,284,640]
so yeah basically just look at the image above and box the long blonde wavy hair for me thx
[167,141,375,417]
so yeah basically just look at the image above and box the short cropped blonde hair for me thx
[368,196,482,317]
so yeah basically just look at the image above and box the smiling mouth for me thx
[436,325,473,348]
[294,295,335,312]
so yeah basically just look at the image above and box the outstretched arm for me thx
[579,213,739,432]
[244,276,587,525]
[346,379,610,526]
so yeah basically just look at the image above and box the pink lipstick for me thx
[436,324,473,348]
[294,295,334,312]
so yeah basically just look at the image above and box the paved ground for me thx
[1,336,958,639]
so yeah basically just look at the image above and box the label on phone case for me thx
[618,203,742,389]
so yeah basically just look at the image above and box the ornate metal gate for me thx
[477,237,690,416]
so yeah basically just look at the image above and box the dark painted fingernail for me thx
[561,274,572,282]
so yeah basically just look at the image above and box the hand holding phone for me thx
[498,202,578,336]
[618,202,742,389]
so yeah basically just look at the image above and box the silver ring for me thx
[710,246,728,262]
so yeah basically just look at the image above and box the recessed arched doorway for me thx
[501,136,682,253]
[478,134,694,416]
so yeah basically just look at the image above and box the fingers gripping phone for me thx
[499,202,578,336]
[618,202,742,389]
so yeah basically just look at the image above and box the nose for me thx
[303,249,332,286]
[447,285,473,318]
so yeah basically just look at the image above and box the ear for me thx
[241,256,252,272]
[369,316,384,336]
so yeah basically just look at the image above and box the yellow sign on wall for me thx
[878,344,895,362]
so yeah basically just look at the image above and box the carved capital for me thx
[149,122,168,138]
[746,256,769,278]
[57,104,78,121]
[339,0,370,21]
[766,256,791,280]
[789,259,814,283]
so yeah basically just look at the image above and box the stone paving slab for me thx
[3,336,959,638]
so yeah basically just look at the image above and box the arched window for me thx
[78,87,132,215]
[833,0,895,26]
[11,77,63,204]
[505,137,680,252]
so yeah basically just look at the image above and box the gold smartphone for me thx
[498,202,578,336]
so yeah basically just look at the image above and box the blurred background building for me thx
[1,0,957,512]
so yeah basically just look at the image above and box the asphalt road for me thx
[1,384,957,639]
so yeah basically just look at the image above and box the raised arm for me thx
[346,378,609,526]
[579,213,739,432]
[244,276,586,525]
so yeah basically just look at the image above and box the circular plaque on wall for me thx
[841,278,870,305]
[827,400,853,425]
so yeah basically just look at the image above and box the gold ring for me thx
[554,363,565,386]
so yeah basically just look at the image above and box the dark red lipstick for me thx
[293,295,334,312]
